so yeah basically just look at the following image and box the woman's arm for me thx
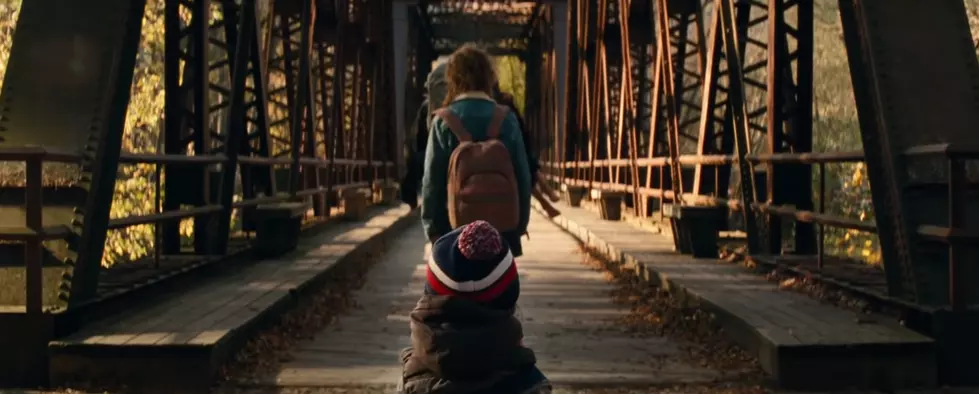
[502,113,532,235]
[500,99,540,184]
[415,102,430,152]
[420,118,452,241]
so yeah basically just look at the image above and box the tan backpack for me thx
[434,106,520,232]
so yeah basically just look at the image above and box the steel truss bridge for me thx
[0,0,977,391]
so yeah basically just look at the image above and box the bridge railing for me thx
[545,144,979,310]
[0,148,76,315]
[901,144,979,311]
[542,150,876,263]
[0,145,393,315]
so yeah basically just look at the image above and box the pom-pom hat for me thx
[425,220,520,310]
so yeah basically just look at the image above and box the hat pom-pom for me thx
[457,220,504,260]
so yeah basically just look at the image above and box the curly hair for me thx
[442,44,497,107]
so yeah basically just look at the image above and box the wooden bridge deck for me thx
[47,205,415,389]
[541,200,936,390]
[40,202,939,392]
[262,212,723,389]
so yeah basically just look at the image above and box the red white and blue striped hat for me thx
[425,220,520,310]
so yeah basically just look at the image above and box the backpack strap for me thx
[486,105,509,139]
[433,108,471,142]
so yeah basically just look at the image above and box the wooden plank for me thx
[47,205,416,390]
[71,207,408,346]
[268,215,722,388]
[535,200,938,390]
[138,269,274,345]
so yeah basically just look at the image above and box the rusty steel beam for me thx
[838,0,979,311]
[545,0,833,260]
[546,0,979,340]
[161,0,218,258]
[47,0,396,310]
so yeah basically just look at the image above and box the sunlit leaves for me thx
[811,3,879,265]
[496,55,525,113]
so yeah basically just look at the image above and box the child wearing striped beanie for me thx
[424,219,521,310]
[398,220,551,394]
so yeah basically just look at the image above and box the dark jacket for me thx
[401,99,430,207]
[420,92,532,257]
[496,93,540,184]
[398,296,545,394]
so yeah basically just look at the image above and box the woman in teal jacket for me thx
[420,44,532,257]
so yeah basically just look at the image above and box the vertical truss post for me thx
[365,44,379,186]
[328,1,347,195]
[656,0,708,205]
[161,0,184,255]
[564,0,582,181]
[287,0,315,199]
[544,10,560,170]
[365,2,380,184]
[240,1,276,226]
[619,0,644,216]
[692,2,722,198]
[392,2,411,179]
[380,2,398,182]
[793,1,815,254]
[299,1,319,207]
[642,5,667,217]
[162,0,218,256]
[718,0,760,253]
[764,0,815,255]
[655,0,685,203]
[214,0,258,254]
[348,40,364,186]
[604,1,624,191]
[66,0,148,305]
[314,42,335,212]
[694,0,758,252]
[584,0,605,191]
[225,0,272,217]
[628,0,654,217]
[551,1,569,170]
[692,0,748,203]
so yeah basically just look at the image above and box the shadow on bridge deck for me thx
[45,205,415,390]
[39,201,939,392]
[256,212,723,390]
[538,200,936,391]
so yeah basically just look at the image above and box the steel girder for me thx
[54,0,396,307]
[416,1,538,54]
[837,0,979,309]
[549,0,979,314]
[545,0,819,288]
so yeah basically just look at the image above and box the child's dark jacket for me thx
[399,295,544,394]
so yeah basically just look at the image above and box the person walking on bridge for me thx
[401,61,449,208]
[402,59,454,208]
[420,44,532,257]
[400,97,429,208]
